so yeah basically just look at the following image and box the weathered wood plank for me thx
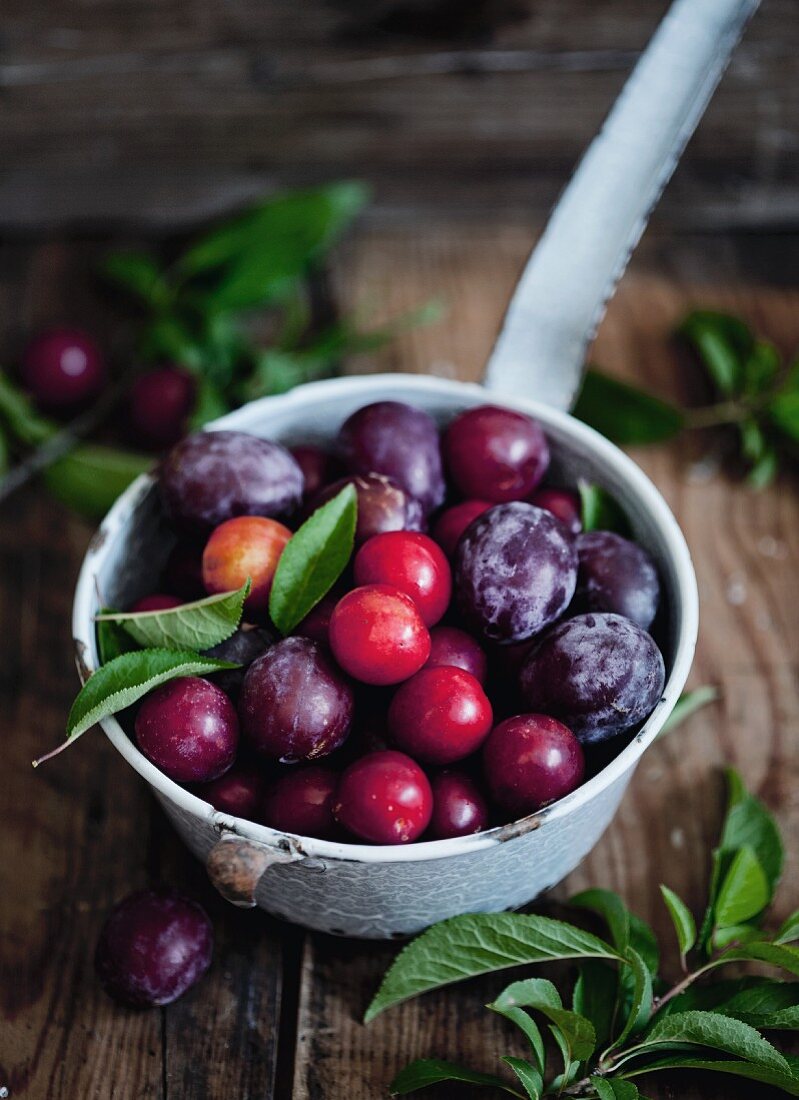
[290,225,799,1099]
[0,0,796,230]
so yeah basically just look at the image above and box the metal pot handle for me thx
[206,834,307,908]
[483,0,759,410]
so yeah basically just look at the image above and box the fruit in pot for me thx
[425,625,487,685]
[482,714,585,817]
[333,750,433,844]
[261,765,338,838]
[519,612,666,743]
[129,593,183,613]
[94,889,213,1007]
[129,365,196,449]
[529,487,582,536]
[290,444,341,501]
[203,625,276,701]
[455,502,578,643]
[336,400,445,514]
[443,405,549,502]
[134,676,238,783]
[163,539,206,600]
[329,584,431,686]
[354,531,452,627]
[432,500,492,558]
[239,637,354,762]
[202,515,291,615]
[21,327,106,412]
[196,764,266,820]
[388,666,493,765]
[429,770,490,839]
[308,473,424,547]
[574,530,660,630]
[294,589,339,646]
[160,430,304,535]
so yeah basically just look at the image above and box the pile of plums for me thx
[122,400,666,847]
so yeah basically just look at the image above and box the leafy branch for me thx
[368,769,799,1098]
[574,310,799,488]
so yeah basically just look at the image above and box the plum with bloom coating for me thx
[239,637,354,762]
[333,750,433,844]
[160,430,304,534]
[483,714,585,816]
[94,889,213,1007]
[574,530,660,630]
[135,676,238,783]
[309,473,424,547]
[329,584,431,685]
[519,612,666,743]
[337,400,445,514]
[455,502,577,643]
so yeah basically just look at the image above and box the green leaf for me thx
[641,1009,790,1073]
[776,911,799,945]
[720,942,799,978]
[743,341,781,396]
[591,1079,641,1100]
[102,251,171,308]
[628,915,660,979]
[138,316,206,370]
[181,183,369,310]
[389,1059,524,1097]
[501,1058,543,1099]
[97,581,250,651]
[700,769,783,952]
[269,484,357,636]
[573,961,619,1051]
[96,606,136,665]
[712,924,764,950]
[770,364,799,443]
[188,376,230,430]
[0,371,55,446]
[365,913,622,1023]
[489,979,553,1074]
[747,446,779,490]
[576,482,632,537]
[678,310,754,396]
[570,889,630,953]
[573,369,684,446]
[660,886,696,962]
[0,423,10,475]
[715,845,769,929]
[719,981,799,1030]
[660,686,718,735]
[43,444,152,520]
[613,949,653,1048]
[719,772,783,900]
[626,1055,799,1095]
[34,648,237,766]
[490,979,595,1062]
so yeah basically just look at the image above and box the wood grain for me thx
[1,224,798,1098]
[0,0,797,229]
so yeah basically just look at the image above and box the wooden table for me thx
[2,221,798,1099]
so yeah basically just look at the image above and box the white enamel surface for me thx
[73,374,698,937]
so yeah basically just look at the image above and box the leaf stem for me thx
[650,960,717,1012]
[682,400,746,430]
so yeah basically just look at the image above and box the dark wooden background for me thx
[2,0,799,1097]
[1,0,798,231]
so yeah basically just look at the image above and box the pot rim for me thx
[72,373,698,865]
